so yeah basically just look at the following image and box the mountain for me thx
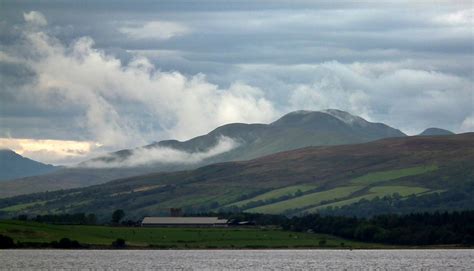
[90,109,405,164]
[0,109,406,198]
[0,149,58,182]
[419,128,454,136]
[1,133,472,219]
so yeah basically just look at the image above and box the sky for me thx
[0,0,473,165]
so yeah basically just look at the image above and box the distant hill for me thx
[1,133,472,219]
[0,149,58,181]
[0,109,406,197]
[419,128,454,136]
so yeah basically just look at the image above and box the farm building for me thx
[141,217,228,227]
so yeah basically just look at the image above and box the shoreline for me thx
[3,244,472,250]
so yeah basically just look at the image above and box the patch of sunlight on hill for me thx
[351,165,438,185]
[304,185,430,213]
[245,186,363,214]
[228,184,319,207]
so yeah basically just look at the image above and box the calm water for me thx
[0,249,473,270]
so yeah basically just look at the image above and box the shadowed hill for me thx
[419,128,454,136]
[0,149,58,182]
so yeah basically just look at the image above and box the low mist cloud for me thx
[79,136,238,168]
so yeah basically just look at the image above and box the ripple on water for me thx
[1,249,473,270]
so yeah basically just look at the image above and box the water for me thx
[0,249,473,270]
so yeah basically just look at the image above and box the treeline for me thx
[16,210,141,226]
[0,235,127,249]
[19,213,98,225]
[283,211,474,246]
[0,235,83,249]
[196,210,474,246]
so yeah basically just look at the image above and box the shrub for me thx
[52,238,81,249]
[112,238,126,248]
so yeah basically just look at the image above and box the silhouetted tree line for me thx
[31,213,97,225]
[282,211,474,245]
[0,235,84,249]
[15,210,144,227]
[0,235,129,249]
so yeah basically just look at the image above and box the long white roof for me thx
[142,217,228,224]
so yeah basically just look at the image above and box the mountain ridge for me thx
[0,149,58,182]
[84,109,406,167]
[0,109,407,197]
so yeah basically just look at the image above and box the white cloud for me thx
[460,114,474,132]
[23,11,48,27]
[12,12,278,155]
[434,9,474,26]
[237,61,473,134]
[119,21,189,40]
[80,136,238,168]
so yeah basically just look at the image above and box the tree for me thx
[318,239,327,246]
[0,234,15,249]
[87,213,97,225]
[112,209,125,224]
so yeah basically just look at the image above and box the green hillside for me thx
[0,133,472,219]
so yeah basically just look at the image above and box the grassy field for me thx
[245,186,363,214]
[0,220,384,249]
[229,185,319,207]
[304,185,430,213]
[350,165,438,186]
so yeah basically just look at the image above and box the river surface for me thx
[0,249,473,270]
